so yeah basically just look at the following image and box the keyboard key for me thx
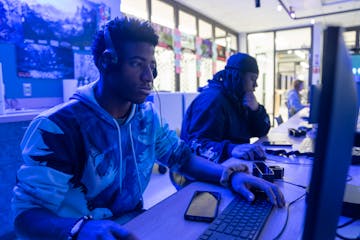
[197,197,273,240]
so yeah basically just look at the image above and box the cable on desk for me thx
[335,232,360,240]
[276,180,307,189]
[337,218,359,229]
[336,218,360,240]
[346,175,353,182]
[272,193,306,240]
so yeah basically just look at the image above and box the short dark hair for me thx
[294,79,304,91]
[92,17,159,69]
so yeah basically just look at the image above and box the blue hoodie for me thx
[12,81,191,220]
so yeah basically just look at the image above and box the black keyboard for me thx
[198,196,273,240]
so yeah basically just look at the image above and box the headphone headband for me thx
[103,23,118,65]
[101,19,157,79]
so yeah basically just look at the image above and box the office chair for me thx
[275,115,284,126]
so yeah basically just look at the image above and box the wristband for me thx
[67,215,93,240]
[219,163,249,188]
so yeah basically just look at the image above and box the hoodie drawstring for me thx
[113,119,123,192]
[129,123,143,198]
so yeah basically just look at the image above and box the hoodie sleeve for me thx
[180,95,234,163]
[247,104,271,137]
[150,106,192,172]
[12,116,84,218]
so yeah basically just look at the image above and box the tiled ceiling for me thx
[173,0,360,32]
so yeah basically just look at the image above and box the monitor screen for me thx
[303,26,359,239]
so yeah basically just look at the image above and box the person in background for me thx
[286,79,305,117]
[12,17,284,240]
[181,53,271,163]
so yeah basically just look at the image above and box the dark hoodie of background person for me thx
[180,53,270,163]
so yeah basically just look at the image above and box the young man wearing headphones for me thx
[12,17,284,239]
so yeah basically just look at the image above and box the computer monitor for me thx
[302,26,359,239]
[308,84,321,124]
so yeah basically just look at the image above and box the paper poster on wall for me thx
[152,23,173,49]
[20,0,110,49]
[16,0,110,79]
[216,45,226,61]
[0,0,23,43]
[200,39,212,58]
[74,52,99,85]
[181,33,195,52]
[17,43,74,79]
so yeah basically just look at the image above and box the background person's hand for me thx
[243,91,259,111]
[230,172,285,208]
[78,219,139,240]
[231,144,266,160]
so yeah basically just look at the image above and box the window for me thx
[275,28,311,50]
[151,0,174,29]
[228,33,238,51]
[199,19,212,39]
[343,31,356,50]
[215,27,226,47]
[121,0,148,20]
[179,11,196,35]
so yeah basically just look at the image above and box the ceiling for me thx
[173,0,360,33]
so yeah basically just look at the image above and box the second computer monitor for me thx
[303,26,359,239]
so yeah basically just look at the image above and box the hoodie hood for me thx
[70,80,136,126]
[206,70,243,104]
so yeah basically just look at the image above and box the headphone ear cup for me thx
[152,68,157,79]
[101,51,115,71]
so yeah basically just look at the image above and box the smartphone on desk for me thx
[184,191,221,222]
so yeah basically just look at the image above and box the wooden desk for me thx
[124,108,360,239]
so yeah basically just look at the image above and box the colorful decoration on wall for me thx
[195,37,202,78]
[173,28,181,74]
[180,32,195,52]
[216,45,226,61]
[201,39,212,58]
[152,23,173,49]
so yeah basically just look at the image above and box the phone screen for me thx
[184,191,221,222]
